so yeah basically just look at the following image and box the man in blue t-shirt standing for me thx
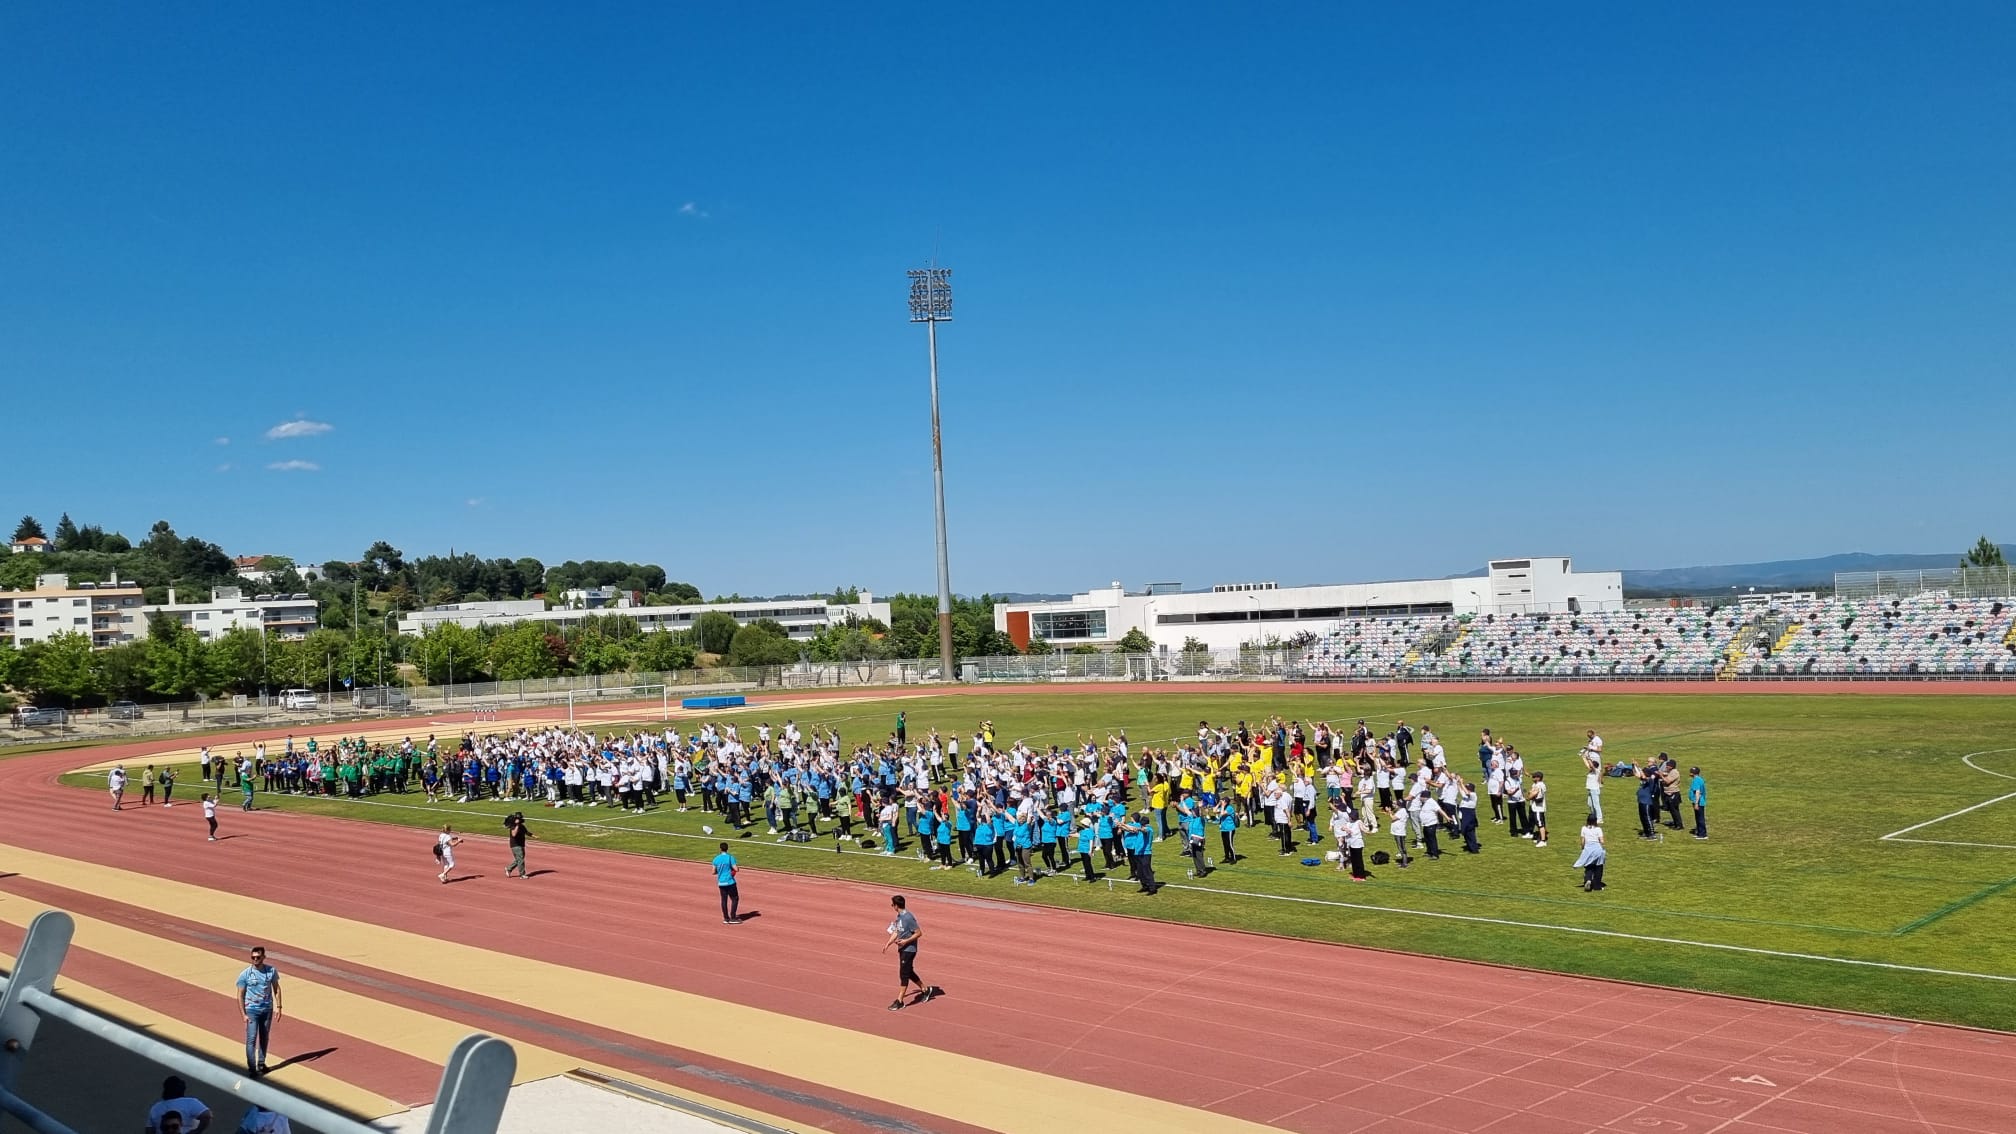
[235,945,282,1075]
[712,842,742,924]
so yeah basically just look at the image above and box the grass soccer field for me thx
[60,689,2016,1031]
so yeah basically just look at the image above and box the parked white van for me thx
[278,688,318,711]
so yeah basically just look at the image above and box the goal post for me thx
[566,683,671,727]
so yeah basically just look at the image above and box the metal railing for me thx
[1835,565,2016,600]
[0,911,514,1134]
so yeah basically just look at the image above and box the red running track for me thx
[5,726,2016,1134]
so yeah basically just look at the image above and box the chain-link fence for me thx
[1835,565,2016,601]
[8,644,2012,749]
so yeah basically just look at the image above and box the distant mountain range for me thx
[1607,546,2014,594]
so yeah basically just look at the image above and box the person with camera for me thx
[504,811,536,878]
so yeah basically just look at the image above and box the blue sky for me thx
[3,4,2011,596]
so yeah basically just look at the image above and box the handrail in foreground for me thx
[0,911,514,1134]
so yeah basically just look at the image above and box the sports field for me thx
[62,687,2016,1032]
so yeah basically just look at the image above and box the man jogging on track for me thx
[236,945,281,1075]
[881,894,940,1010]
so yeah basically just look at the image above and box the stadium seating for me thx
[1737,594,2016,676]
[1291,594,2016,680]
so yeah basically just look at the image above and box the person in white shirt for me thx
[1386,805,1411,868]
[203,794,219,841]
[145,1076,211,1134]
[1574,813,1608,891]
[1582,730,1605,820]
[435,825,462,884]
[109,765,128,811]
[236,1104,293,1134]
[1530,772,1550,848]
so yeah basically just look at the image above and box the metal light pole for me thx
[909,266,957,683]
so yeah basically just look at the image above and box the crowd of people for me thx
[133,712,1708,895]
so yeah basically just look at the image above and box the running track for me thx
[4,692,2015,1134]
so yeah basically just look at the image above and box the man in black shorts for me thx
[881,894,939,1010]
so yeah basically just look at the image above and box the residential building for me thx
[9,536,50,554]
[0,573,146,646]
[143,587,321,642]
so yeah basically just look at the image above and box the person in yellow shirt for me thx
[1149,776,1172,839]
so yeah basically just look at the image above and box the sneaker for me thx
[257,1062,269,1074]
[767,827,778,834]
[208,836,217,842]
[924,986,943,1001]
[1534,841,1547,848]
[887,999,905,1012]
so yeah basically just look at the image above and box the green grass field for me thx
[57,690,2016,1030]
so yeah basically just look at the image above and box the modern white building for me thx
[397,593,893,641]
[143,586,321,643]
[0,573,146,646]
[994,558,1624,652]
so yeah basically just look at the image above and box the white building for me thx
[994,558,1624,653]
[397,592,893,642]
[0,573,146,647]
[9,536,51,555]
[143,586,321,643]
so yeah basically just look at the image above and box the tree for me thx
[1961,536,2007,569]
[726,623,798,667]
[52,513,80,551]
[145,622,216,700]
[1069,643,1103,655]
[661,581,702,604]
[828,585,862,604]
[12,516,44,542]
[208,628,267,693]
[415,623,487,684]
[694,610,740,655]
[489,622,561,680]
[1181,637,1211,654]
[92,641,151,701]
[22,631,98,704]
[1116,628,1156,654]
[1024,636,1054,656]
[633,629,697,673]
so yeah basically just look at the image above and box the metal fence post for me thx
[0,911,73,1092]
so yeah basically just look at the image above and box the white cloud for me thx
[265,419,333,440]
[678,201,709,218]
[465,497,485,508]
[266,459,320,472]
[214,436,231,446]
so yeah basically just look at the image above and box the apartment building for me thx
[0,573,146,646]
[143,586,321,642]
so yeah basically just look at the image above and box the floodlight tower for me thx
[908,266,957,683]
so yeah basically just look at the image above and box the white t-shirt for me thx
[147,1097,209,1134]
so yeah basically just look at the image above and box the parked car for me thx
[355,686,410,710]
[12,706,69,727]
[278,688,318,711]
[108,701,145,720]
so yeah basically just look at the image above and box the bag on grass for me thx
[1371,850,1390,865]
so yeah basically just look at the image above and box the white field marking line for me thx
[1701,1031,1901,1134]
[1883,838,2016,851]
[1879,748,2016,843]
[1158,882,2016,984]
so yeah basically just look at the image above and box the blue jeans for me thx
[245,1009,272,1067]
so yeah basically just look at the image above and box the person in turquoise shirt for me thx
[1095,802,1119,869]
[1688,767,1708,840]
[711,842,742,924]
[1217,801,1240,866]
[971,806,997,876]
[1075,817,1100,882]
[1182,800,1210,878]
[1011,816,1036,885]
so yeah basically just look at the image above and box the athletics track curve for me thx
[3,692,2014,1134]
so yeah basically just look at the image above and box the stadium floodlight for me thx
[908,266,957,683]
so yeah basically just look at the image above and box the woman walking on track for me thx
[203,794,218,841]
[882,895,940,1011]
[434,824,462,884]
